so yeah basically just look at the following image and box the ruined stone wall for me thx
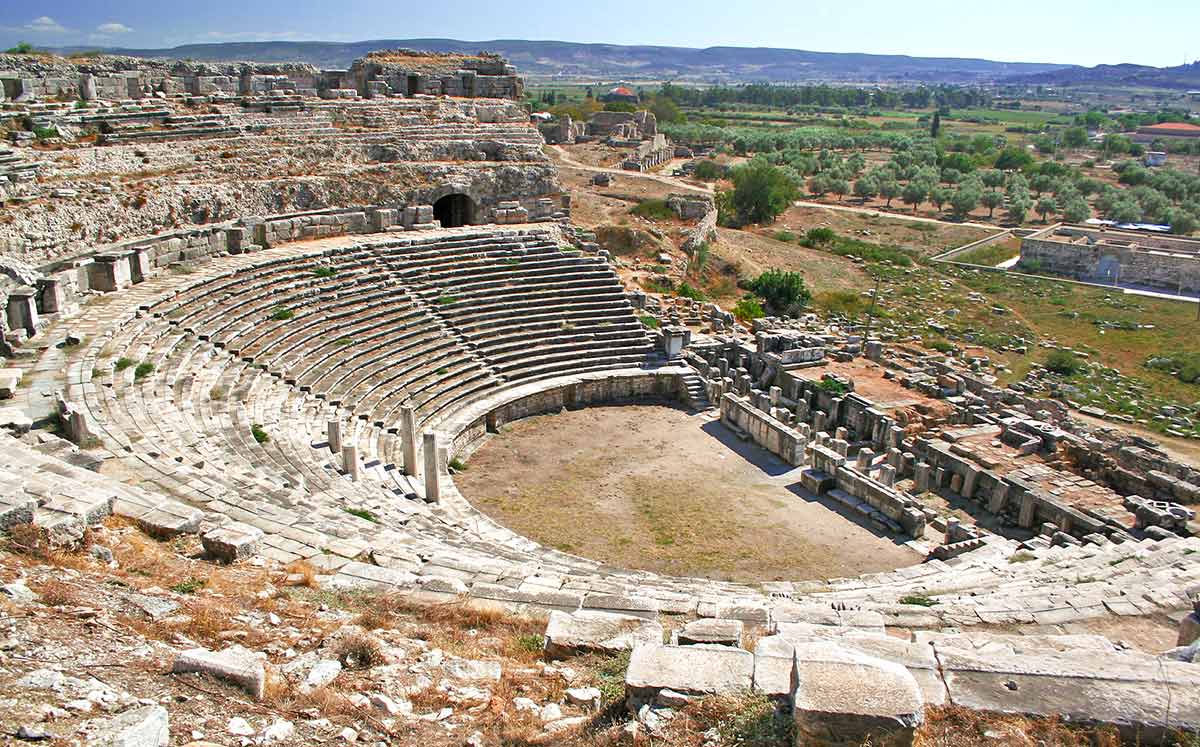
[449,373,683,458]
[719,392,806,465]
[1020,228,1200,295]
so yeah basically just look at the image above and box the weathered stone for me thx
[791,641,924,747]
[543,610,663,660]
[201,522,264,563]
[625,644,754,705]
[677,618,743,647]
[91,705,169,747]
[172,645,266,699]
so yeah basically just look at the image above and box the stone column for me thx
[878,464,896,487]
[914,462,932,493]
[1018,492,1038,529]
[342,444,359,482]
[1178,595,1200,647]
[988,482,1010,514]
[423,431,441,503]
[400,406,418,476]
[5,286,39,337]
[962,466,980,499]
[855,448,875,472]
[327,420,342,454]
[130,246,153,284]
[39,277,66,315]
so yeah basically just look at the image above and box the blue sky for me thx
[2,0,1197,68]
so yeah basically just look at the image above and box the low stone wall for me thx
[1020,225,1200,295]
[448,371,685,460]
[719,392,806,466]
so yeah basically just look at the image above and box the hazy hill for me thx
[53,38,1071,83]
[1002,61,1200,90]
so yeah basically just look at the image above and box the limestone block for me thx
[0,368,22,399]
[201,521,264,563]
[678,618,743,647]
[91,704,169,747]
[625,644,754,704]
[791,641,924,747]
[172,645,266,699]
[543,610,663,660]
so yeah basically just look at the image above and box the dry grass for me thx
[334,632,387,669]
[914,706,1121,747]
[31,579,84,607]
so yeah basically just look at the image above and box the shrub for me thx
[437,295,458,305]
[729,158,799,225]
[133,362,154,380]
[773,230,797,243]
[815,378,848,395]
[639,314,660,329]
[1045,349,1083,376]
[676,282,706,301]
[270,307,294,321]
[448,457,467,472]
[630,199,675,221]
[1146,352,1200,385]
[804,227,836,246]
[733,296,765,322]
[312,266,336,278]
[251,424,270,444]
[747,269,811,316]
[170,577,206,595]
[899,594,939,607]
[344,507,379,523]
[209,385,227,400]
[335,632,386,669]
[114,357,135,372]
[692,160,726,181]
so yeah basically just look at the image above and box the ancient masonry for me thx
[1,50,1200,746]
[1020,223,1200,296]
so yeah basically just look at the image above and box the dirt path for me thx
[548,145,713,195]
[790,199,999,231]
[455,402,921,582]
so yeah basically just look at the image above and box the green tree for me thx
[828,177,850,203]
[1171,210,1198,235]
[747,269,812,316]
[1062,126,1089,149]
[949,187,981,218]
[929,186,952,212]
[930,110,941,138]
[853,175,879,202]
[981,190,1004,219]
[1007,197,1033,224]
[1035,196,1058,222]
[994,147,1034,171]
[1063,196,1090,223]
[878,178,901,208]
[901,181,927,213]
[729,158,799,225]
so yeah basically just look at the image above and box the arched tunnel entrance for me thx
[433,193,475,228]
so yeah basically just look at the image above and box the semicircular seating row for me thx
[61,227,1200,628]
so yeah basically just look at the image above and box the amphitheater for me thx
[2,51,1200,745]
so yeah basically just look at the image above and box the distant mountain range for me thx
[52,38,1073,84]
[1001,62,1200,90]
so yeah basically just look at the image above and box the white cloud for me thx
[24,16,68,34]
[96,22,133,34]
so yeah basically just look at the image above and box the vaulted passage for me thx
[433,193,475,228]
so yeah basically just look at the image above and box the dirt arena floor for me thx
[454,402,922,582]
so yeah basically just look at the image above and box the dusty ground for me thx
[771,204,997,256]
[712,228,867,295]
[455,402,922,582]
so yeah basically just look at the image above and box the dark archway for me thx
[433,193,475,228]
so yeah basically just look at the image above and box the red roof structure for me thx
[1137,121,1200,137]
